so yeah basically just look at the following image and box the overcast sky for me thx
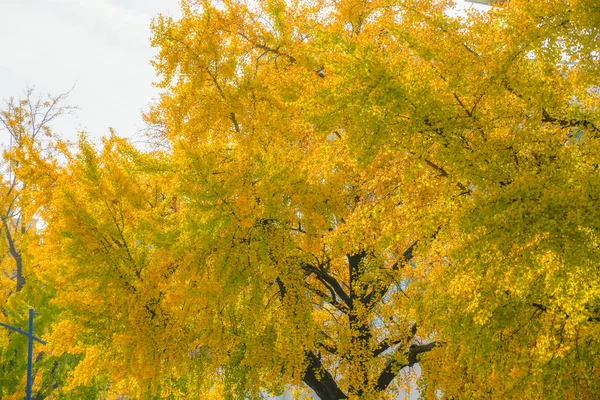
[0,0,181,147]
[0,0,488,149]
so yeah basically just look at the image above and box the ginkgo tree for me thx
[27,0,600,399]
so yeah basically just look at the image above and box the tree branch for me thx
[303,351,348,400]
[317,333,339,355]
[236,32,297,64]
[373,338,403,357]
[424,159,469,194]
[373,324,418,357]
[503,80,599,135]
[275,277,287,300]
[376,342,437,392]
[541,108,599,135]
[302,263,352,310]
[205,67,241,134]
[1,217,24,291]
[304,282,349,314]
[362,241,417,308]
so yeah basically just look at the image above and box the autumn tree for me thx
[0,89,91,399]
[0,88,70,293]
[35,0,600,399]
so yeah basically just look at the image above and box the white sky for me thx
[0,0,488,149]
[0,0,181,146]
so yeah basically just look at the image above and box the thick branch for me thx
[424,159,449,177]
[275,277,287,299]
[348,252,367,309]
[503,80,599,135]
[303,351,348,400]
[531,302,547,312]
[302,263,352,309]
[424,159,469,194]
[374,324,418,357]
[541,109,600,135]
[532,302,600,323]
[376,342,437,392]
[305,282,349,314]
[230,112,241,133]
[373,338,403,357]
[317,338,338,355]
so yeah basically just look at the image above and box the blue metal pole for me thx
[0,309,45,399]
[26,308,34,400]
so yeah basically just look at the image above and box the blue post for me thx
[0,309,45,400]
[26,308,34,400]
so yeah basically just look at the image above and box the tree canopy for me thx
[1,0,599,398]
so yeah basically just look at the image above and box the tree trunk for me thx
[303,351,348,399]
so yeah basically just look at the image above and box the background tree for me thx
[0,88,70,293]
[0,89,89,399]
